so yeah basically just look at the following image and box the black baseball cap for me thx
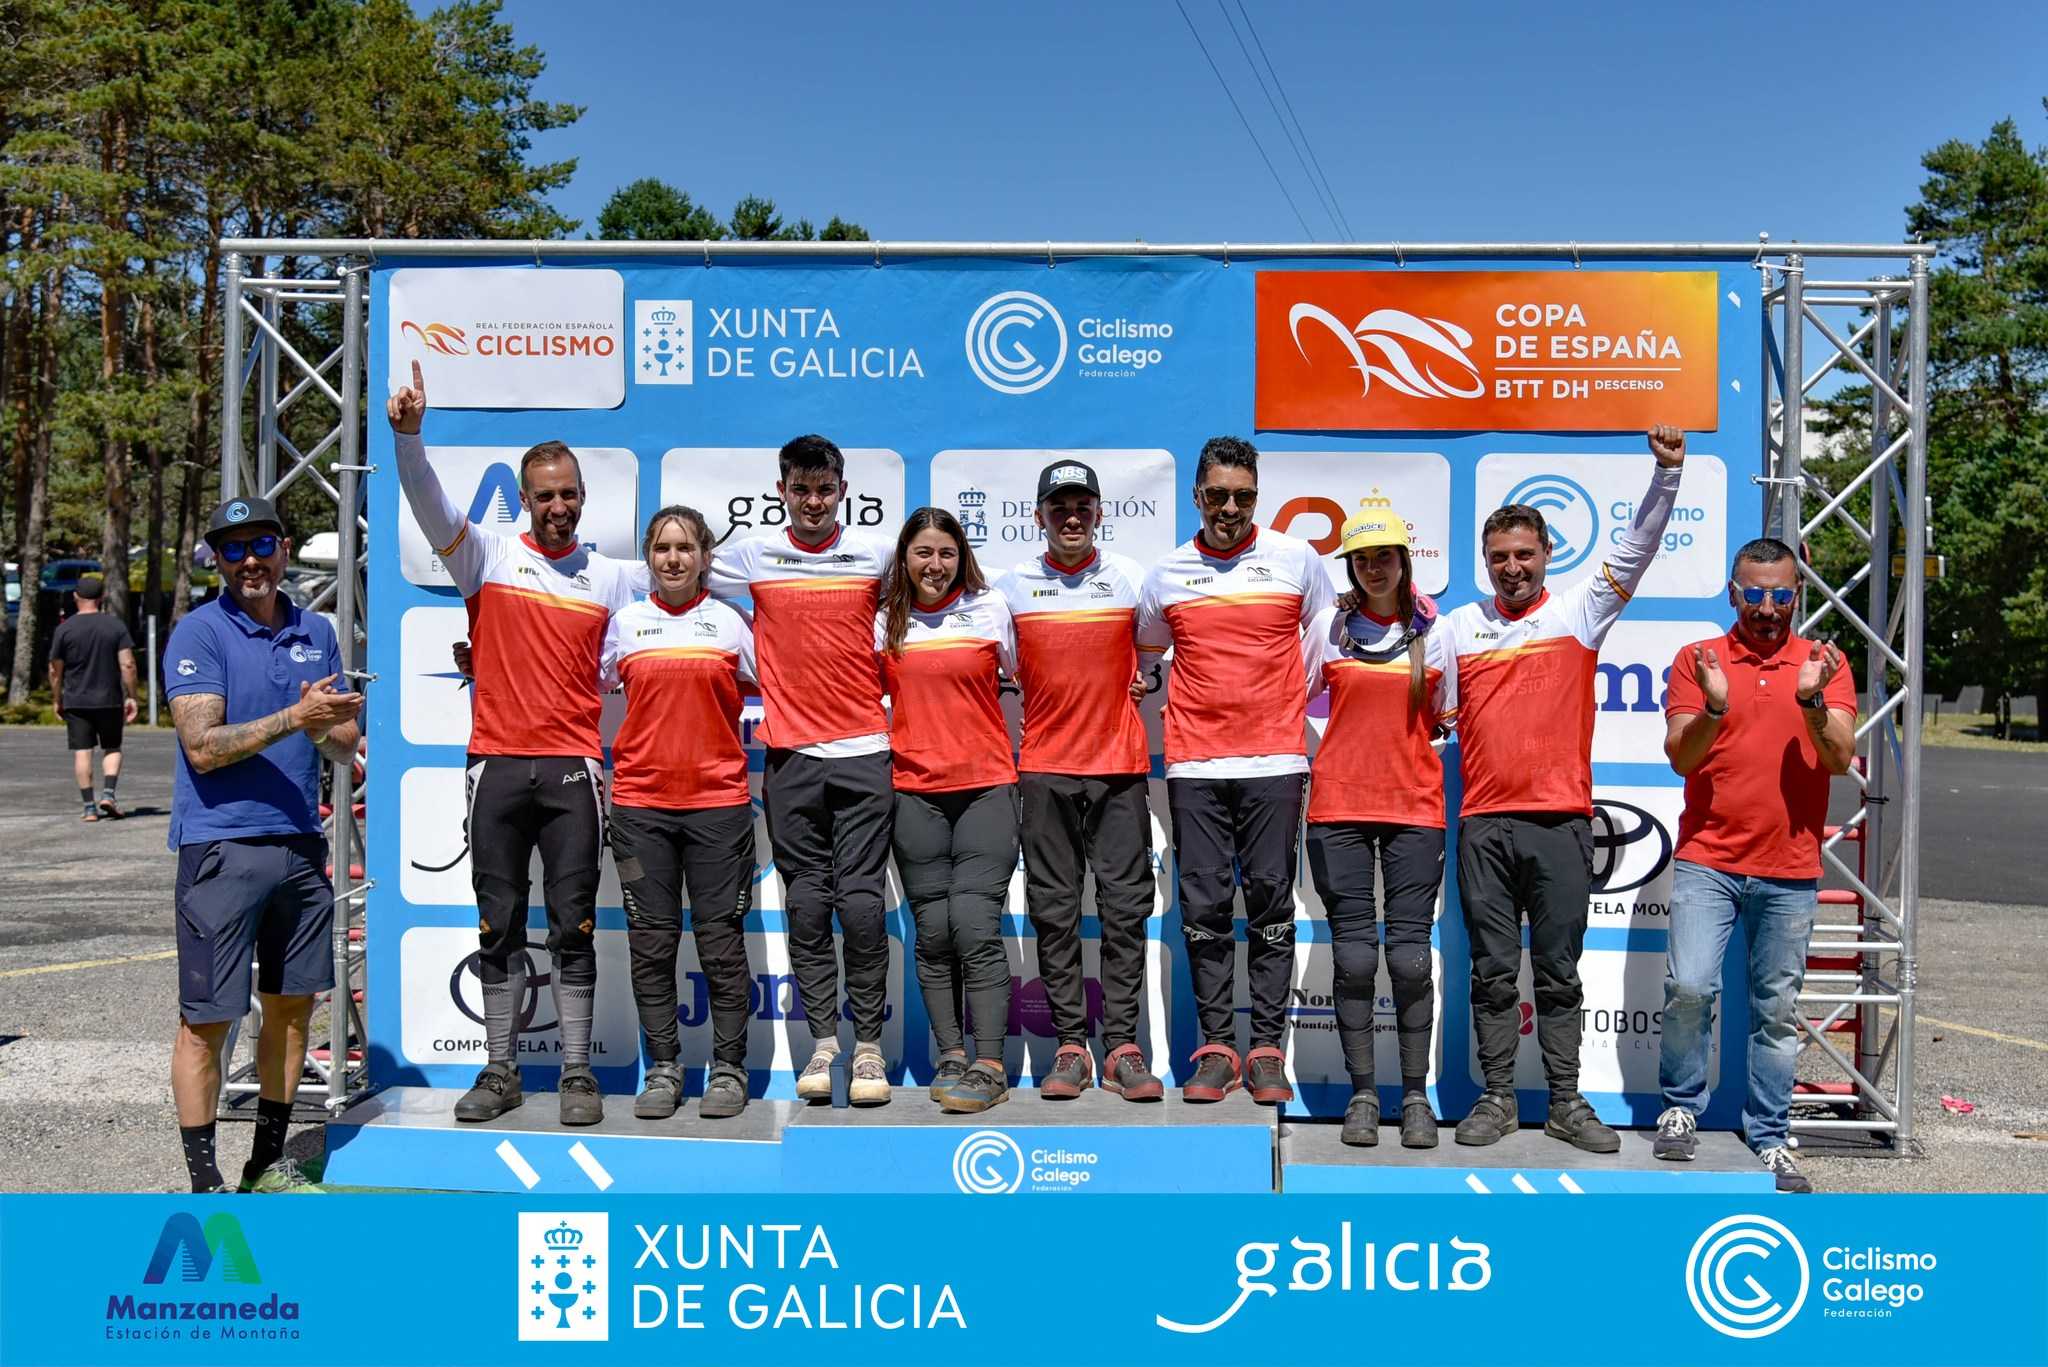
[204,495,286,549]
[1036,459,1101,502]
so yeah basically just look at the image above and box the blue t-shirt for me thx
[164,594,349,848]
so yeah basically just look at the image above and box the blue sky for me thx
[496,0,2048,250]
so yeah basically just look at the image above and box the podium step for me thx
[1279,1122,1775,1193]
[323,1085,798,1193]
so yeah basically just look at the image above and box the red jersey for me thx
[1136,525,1335,778]
[1305,608,1457,827]
[994,548,1147,776]
[604,591,755,811]
[395,431,641,759]
[877,586,1017,793]
[706,525,889,755]
[1442,462,1680,816]
[1665,628,1858,878]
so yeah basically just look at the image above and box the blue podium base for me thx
[324,1087,1775,1196]
[1279,1121,1777,1193]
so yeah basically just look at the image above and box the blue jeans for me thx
[1659,860,1816,1149]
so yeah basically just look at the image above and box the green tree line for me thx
[1811,102,2048,734]
[0,0,863,707]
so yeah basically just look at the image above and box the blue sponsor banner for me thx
[365,255,1762,1126]
[3,1194,2042,1365]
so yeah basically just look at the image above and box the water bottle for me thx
[830,1048,852,1108]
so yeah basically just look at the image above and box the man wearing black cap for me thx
[163,496,362,1192]
[48,573,139,820]
[993,460,1162,1101]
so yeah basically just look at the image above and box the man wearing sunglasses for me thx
[388,362,643,1127]
[164,496,363,1192]
[1137,436,1334,1104]
[1447,425,1686,1155]
[1655,537,1856,1192]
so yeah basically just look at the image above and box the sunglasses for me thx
[219,534,280,564]
[1198,487,1258,510]
[1735,585,1796,607]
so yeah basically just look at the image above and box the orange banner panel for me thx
[1255,270,1719,432]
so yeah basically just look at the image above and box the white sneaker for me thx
[1758,1145,1812,1193]
[795,1046,836,1102]
[849,1044,890,1106]
[1653,1106,1698,1161]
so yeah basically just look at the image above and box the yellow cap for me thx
[1338,492,1411,555]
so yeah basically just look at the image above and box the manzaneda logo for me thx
[107,1212,303,1344]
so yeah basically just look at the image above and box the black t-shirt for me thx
[50,611,134,709]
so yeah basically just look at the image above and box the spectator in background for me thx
[49,574,138,821]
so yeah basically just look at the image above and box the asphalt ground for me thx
[0,727,2041,1194]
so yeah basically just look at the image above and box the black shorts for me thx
[175,835,334,1024]
[64,706,123,753]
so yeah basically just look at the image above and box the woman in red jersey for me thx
[1303,497,1455,1149]
[604,505,759,1123]
[877,508,1019,1114]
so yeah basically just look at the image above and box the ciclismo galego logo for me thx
[106,1212,303,1346]
[1685,1214,1808,1338]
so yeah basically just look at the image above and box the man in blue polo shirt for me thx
[164,496,362,1194]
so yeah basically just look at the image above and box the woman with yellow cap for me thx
[1303,494,1455,1148]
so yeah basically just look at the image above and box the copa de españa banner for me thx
[1255,270,1720,431]
[2,1194,2043,1366]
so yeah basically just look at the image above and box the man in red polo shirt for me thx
[1655,536,1856,1193]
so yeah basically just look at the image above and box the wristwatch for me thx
[1703,699,1728,719]
[1799,690,1827,711]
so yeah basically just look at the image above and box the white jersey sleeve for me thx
[394,430,493,595]
[1568,460,1681,648]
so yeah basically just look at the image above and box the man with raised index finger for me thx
[388,360,645,1126]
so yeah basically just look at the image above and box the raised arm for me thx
[387,361,483,590]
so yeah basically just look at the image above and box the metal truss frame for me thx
[213,237,1934,1146]
[215,257,370,1117]
[1760,251,1931,1150]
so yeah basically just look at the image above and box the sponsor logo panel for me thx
[659,447,904,548]
[1469,947,1718,1093]
[1589,785,1683,929]
[928,449,1176,571]
[389,267,624,409]
[395,445,640,589]
[398,924,904,1074]
[992,934,1172,1088]
[963,288,1184,394]
[1255,269,1719,431]
[1591,619,1723,763]
[1473,453,1727,597]
[635,300,924,386]
[398,766,625,909]
[1257,450,1452,596]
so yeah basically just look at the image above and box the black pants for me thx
[1457,812,1594,1093]
[1304,822,1444,1086]
[610,802,756,1066]
[1168,774,1304,1049]
[1019,772,1154,1051]
[893,784,1018,1061]
[464,754,605,1000]
[763,748,893,1043]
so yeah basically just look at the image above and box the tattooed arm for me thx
[169,675,363,774]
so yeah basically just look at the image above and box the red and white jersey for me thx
[1304,608,1456,828]
[603,591,755,811]
[1443,462,1681,817]
[993,548,1147,777]
[706,525,889,757]
[395,431,642,758]
[876,586,1017,793]
[1137,525,1334,778]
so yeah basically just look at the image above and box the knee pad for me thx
[1387,943,1432,989]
